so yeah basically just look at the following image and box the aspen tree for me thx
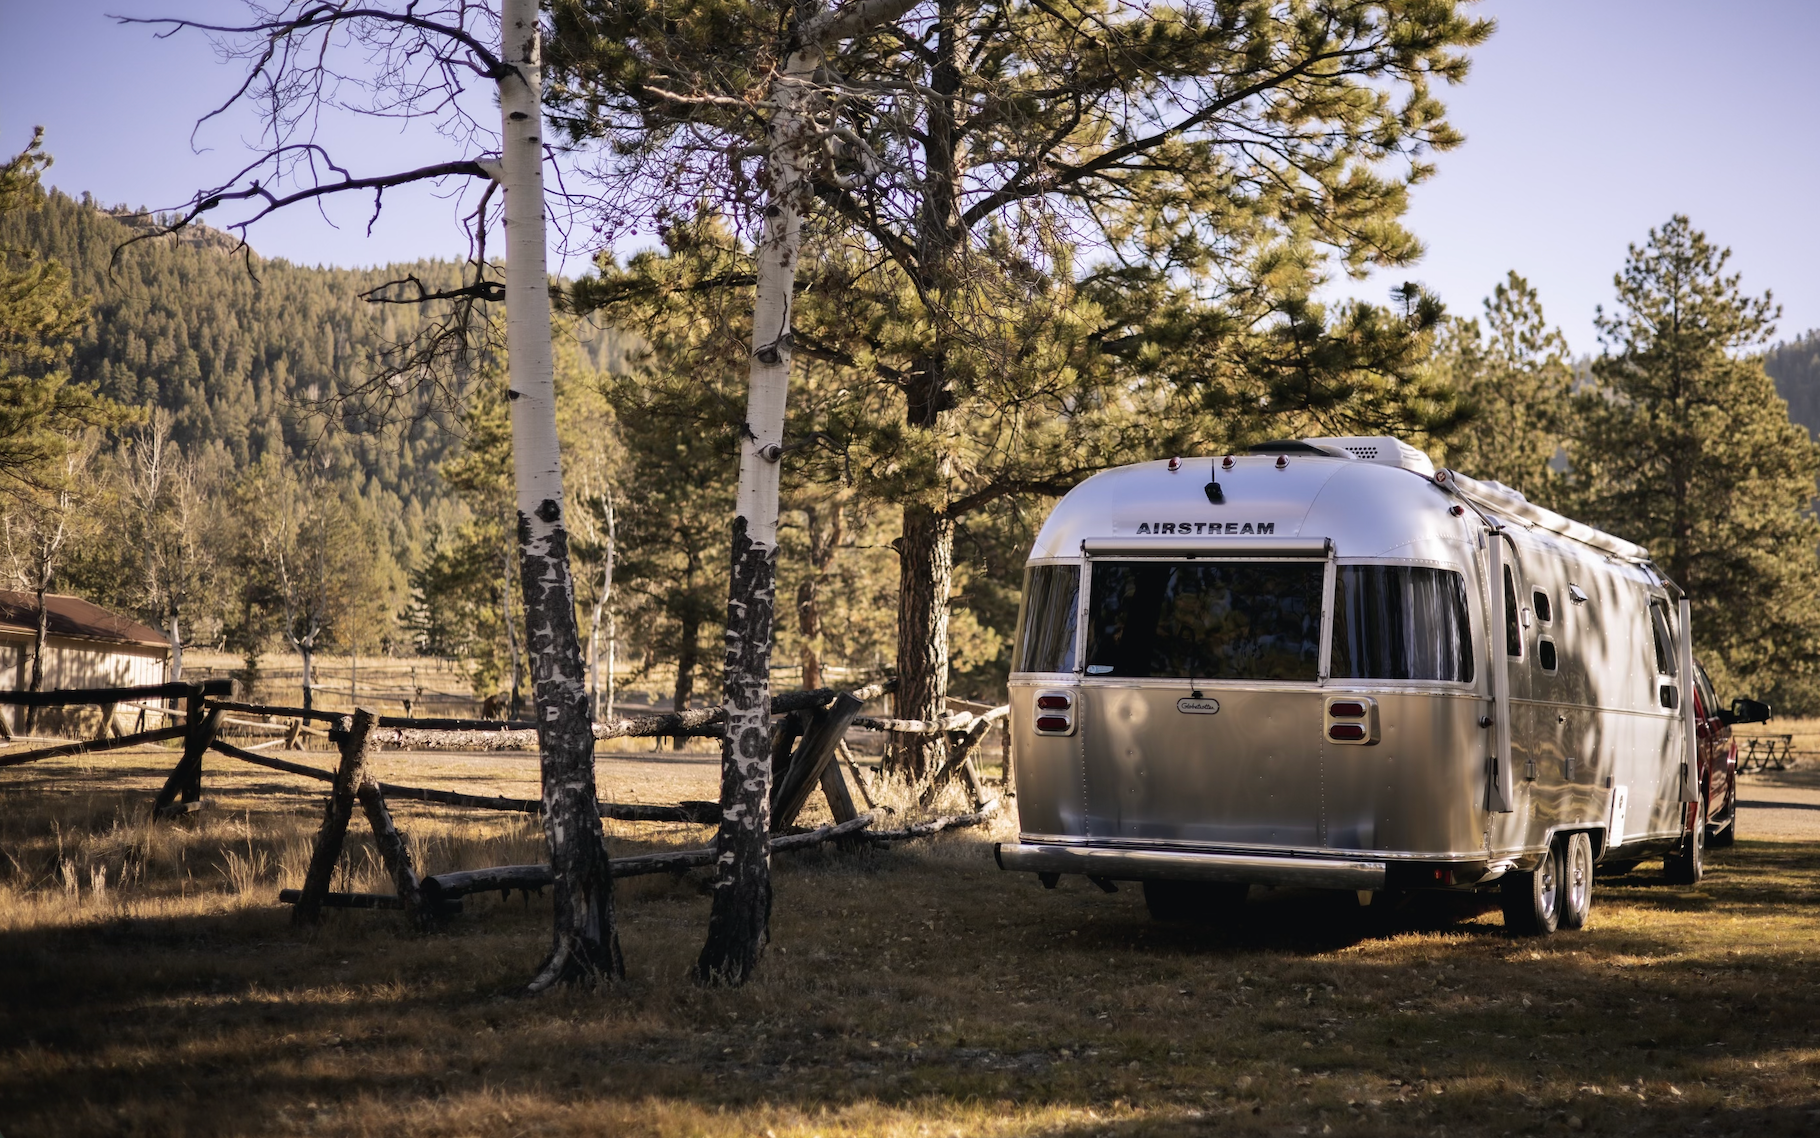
[133,0,622,988]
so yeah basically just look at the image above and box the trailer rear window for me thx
[1083,561,1323,681]
[1014,564,1080,672]
[1331,565,1475,683]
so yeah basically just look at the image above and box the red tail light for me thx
[1036,694,1071,710]
[1328,723,1366,742]
[1328,700,1367,718]
[1036,715,1071,732]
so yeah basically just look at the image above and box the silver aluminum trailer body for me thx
[998,439,1697,900]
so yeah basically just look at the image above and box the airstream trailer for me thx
[995,437,1763,934]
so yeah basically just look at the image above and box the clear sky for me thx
[3,0,1817,354]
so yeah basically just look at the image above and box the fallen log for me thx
[421,812,877,902]
[851,715,950,735]
[870,798,1001,843]
[0,724,188,768]
[276,888,462,914]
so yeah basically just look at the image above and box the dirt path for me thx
[1735,761,1820,840]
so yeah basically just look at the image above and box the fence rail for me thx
[5,677,1012,928]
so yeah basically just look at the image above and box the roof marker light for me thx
[1275,455,1288,469]
[1167,456,1181,472]
[1222,456,1235,470]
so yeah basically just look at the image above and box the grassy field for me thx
[3,741,1818,1137]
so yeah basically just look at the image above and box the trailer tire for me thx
[1501,844,1561,936]
[1558,833,1593,930]
[1142,879,1247,923]
[1665,801,1706,885]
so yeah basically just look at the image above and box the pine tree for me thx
[0,131,117,488]
[1764,330,1820,439]
[551,0,1491,782]
[1572,216,1820,712]
[1434,271,1574,507]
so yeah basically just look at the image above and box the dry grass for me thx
[1734,715,1820,761]
[3,744,1819,1138]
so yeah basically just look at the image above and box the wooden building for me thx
[0,591,171,734]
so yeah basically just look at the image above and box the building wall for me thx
[0,635,172,737]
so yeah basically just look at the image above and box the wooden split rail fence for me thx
[1,679,1011,926]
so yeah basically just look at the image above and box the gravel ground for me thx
[1734,760,1820,840]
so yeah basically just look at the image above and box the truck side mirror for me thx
[1725,697,1771,725]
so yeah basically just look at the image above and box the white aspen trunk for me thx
[692,57,808,989]
[299,638,314,711]
[605,611,616,721]
[587,491,615,719]
[694,0,919,987]
[604,496,616,720]
[166,615,183,683]
[499,0,622,991]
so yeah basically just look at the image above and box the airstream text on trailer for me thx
[995,437,1768,934]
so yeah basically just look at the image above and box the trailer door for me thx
[1076,552,1328,848]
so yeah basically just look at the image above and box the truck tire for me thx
[1501,843,1561,936]
[1558,832,1593,930]
[1143,879,1248,923]
[1665,801,1706,884]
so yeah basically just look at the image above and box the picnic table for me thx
[1737,734,1796,773]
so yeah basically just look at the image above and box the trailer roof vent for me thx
[1300,435,1436,477]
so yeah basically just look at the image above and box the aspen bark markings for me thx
[696,0,919,986]
[498,0,622,990]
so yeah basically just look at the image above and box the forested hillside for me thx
[1766,330,1820,439]
[0,189,624,558]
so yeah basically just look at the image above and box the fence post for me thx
[153,689,222,817]
[94,702,118,742]
[292,712,370,926]
[354,756,429,928]
[772,693,865,829]
[293,709,429,928]
[818,758,860,824]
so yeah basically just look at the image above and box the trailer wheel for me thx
[1558,833,1593,930]
[1665,801,1706,884]
[1142,880,1248,923]
[1501,844,1561,936]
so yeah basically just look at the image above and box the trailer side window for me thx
[1083,560,1323,681]
[1533,590,1552,623]
[1331,566,1475,683]
[1648,600,1676,676]
[1503,565,1522,658]
[1014,565,1079,673]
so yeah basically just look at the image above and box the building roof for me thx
[0,591,169,651]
